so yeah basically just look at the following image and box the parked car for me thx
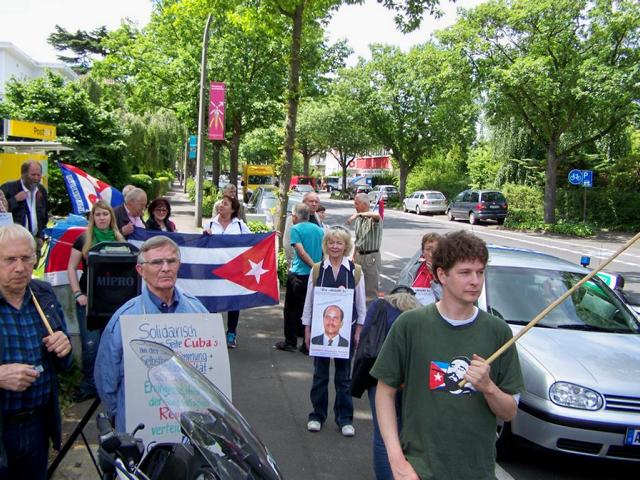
[348,185,372,200]
[402,190,447,215]
[290,184,315,194]
[447,189,508,225]
[325,176,340,192]
[368,184,399,203]
[245,187,302,225]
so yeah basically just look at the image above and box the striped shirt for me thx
[354,215,382,253]
[0,291,52,414]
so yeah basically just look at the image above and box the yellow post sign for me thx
[0,153,48,188]
[5,119,57,141]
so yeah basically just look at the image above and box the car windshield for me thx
[248,175,274,185]
[486,266,639,333]
[482,191,505,202]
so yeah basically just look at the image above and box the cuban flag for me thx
[129,229,279,312]
[58,162,124,214]
[429,361,448,390]
[43,215,88,286]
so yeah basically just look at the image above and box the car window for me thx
[482,191,506,202]
[468,192,479,202]
[426,193,444,200]
[454,192,465,202]
[418,193,424,199]
[486,266,639,332]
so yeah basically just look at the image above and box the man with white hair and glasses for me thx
[94,235,208,432]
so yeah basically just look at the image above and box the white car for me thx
[402,190,447,215]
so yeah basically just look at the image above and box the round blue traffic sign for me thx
[568,169,583,186]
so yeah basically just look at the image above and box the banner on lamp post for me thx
[208,82,225,140]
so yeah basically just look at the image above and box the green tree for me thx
[296,99,328,176]
[441,0,640,223]
[0,72,129,214]
[351,43,476,199]
[47,25,110,73]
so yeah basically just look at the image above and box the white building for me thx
[0,42,77,101]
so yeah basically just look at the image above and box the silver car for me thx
[479,246,640,461]
[402,190,447,215]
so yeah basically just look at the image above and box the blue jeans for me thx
[0,413,48,480]
[77,303,100,395]
[368,385,403,480]
[309,355,353,427]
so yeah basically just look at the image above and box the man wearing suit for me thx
[0,161,48,254]
[113,187,147,238]
[312,305,349,347]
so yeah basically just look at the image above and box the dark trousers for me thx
[0,413,48,480]
[227,310,240,334]
[76,303,100,395]
[309,355,354,427]
[282,273,309,346]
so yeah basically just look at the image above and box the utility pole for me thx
[195,14,213,228]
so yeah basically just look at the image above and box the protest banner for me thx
[121,313,230,446]
[414,287,436,306]
[309,287,354,359]
[0,212,12,226]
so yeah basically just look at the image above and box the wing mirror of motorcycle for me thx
[131,423,145,437]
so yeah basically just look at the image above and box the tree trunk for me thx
[276,2,304,235]
[341,162,348,195]
[212,143,221,192]
[397,158,408,201]
[303,153,310,176]
[229,115,242,188]
[544,140,558,224]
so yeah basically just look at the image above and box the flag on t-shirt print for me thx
[429,361,448,390]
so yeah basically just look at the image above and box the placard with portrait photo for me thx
[309,287,353,359]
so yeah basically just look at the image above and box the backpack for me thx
[350,299,388,398]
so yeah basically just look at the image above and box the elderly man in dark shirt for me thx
[0,224,72,480]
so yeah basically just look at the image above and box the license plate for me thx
[489,205,499,209]
[625,427,640,446]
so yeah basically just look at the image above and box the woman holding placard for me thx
[67,200,125,402]
[301,226,366,437]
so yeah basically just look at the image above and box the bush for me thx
[247,221,271,233]
[153,176,171,197]
[371,173,397,188]
[130,174,153,197]
[277,249,288,286]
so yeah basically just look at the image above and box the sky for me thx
[0,0,485,65]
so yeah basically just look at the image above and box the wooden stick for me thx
[460,230,640,388]
[30,288,54,336]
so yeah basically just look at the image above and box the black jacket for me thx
[0,179,48,238]
[0,280,73,467]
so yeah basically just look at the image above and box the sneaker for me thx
[307,420,322,432]
[298,343,309,355]
[274,341,296,352]
[226,332,237,349]
[341,425,355,437]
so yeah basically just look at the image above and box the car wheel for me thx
[416,205,422,215]
[497,218,505,225]
[403,204,408,212]
[447,209,455,221]
[469,212,478,225]
[496,421,515,460]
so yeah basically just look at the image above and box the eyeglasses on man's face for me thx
[140,257,179,268]
[1,255,36,267]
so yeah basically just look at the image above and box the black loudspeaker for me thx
[87,242,141,331]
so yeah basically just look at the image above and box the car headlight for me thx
[549,382,603,410]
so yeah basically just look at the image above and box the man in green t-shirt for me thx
[371,231,524,480]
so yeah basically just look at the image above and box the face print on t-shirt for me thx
[429,356,476,395]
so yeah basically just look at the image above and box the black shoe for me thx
[274,341,297,352]
[298,344,309,355]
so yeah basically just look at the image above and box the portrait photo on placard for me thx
[310,287,353,359]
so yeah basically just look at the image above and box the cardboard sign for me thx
[0,212,12,227]
[309,287,354,359]
[414,287,436,306]
[121,313,230,446]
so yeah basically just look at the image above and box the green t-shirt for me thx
[370,304,524,480]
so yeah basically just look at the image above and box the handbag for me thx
[350,300,388,398]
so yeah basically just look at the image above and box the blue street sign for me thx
[582,170,593,188]
[568,169,583,186]
[188,135,197,159]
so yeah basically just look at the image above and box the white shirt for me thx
[208,215,251,234]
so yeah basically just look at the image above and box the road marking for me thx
[384,251,403,259]
[380,274,395,282]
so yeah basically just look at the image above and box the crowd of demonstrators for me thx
[94,235,208,432]
[145,197,177,232]
[0,224,72,480]
[205,194,251,349]
[347,193,382,303]
[0,160,48,259]
[372,231,524,480]
[302,226,366,437]
[66,201,125,403]
[351,286,421,480]
[275,203,324,354]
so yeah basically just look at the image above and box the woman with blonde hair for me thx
[67,200,125,401]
